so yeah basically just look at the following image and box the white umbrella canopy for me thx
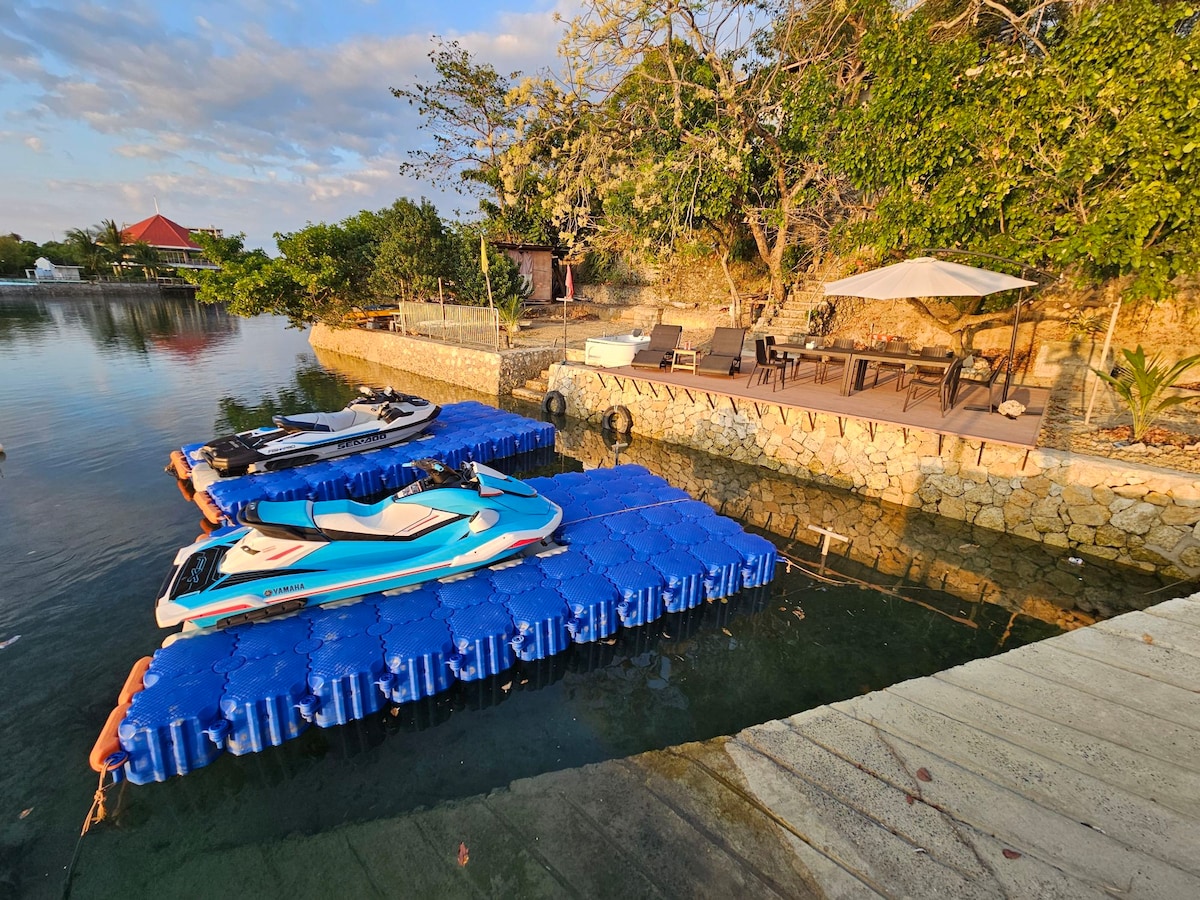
[823,256,1036,299]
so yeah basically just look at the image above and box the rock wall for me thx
[554,422,1171,625]
[549,363,1200,578]
[311,324,561,395]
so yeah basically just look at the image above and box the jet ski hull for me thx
[155,462,562,630]
[193,389,439,486]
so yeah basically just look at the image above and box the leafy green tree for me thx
[367,198,453,300]
[393,40,523,210]
[36,240,83,268]
[837,0,1200,338]
[443,226,527,308]
[0,233,38,275]
[126,241,161,279]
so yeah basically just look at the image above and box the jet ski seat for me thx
[313,501,462,539]
[272,408,360,433]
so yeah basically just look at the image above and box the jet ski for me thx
[155,459,563,631]
[187,387,439,490]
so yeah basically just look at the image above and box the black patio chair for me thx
[747,338,790,391]
[903,356,963,417]
[629,324,683,369]
[697,327,746,377]
[960,354,1008,412]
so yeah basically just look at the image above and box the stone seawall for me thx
[0,282,168,300]
[549,363,1200,578]
[310,324,561,396]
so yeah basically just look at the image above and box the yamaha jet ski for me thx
[188,387,439,490]
[155,459,562,631]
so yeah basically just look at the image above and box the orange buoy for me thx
[195,491,223,525]
[89,703,130,773]
[169,450,191,480]
[118,656,153,705]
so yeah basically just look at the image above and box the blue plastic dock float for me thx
[183,402,557,523]
[109,466,778,783]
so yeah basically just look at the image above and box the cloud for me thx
[0,0,578,246]
[23,135,43,151]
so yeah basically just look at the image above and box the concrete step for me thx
[511,386,547,405]
[524,377,549,393]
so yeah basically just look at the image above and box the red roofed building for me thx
[121,214,220,269]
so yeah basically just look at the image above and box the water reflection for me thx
[0,297,55,344]
[56,295,240,357]
[549,412,1190,627]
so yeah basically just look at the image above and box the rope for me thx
[560,497,690,528]
[61,762,119,898]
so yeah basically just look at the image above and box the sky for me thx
[0,0,580,251]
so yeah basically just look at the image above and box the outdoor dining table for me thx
[776,344,957,396]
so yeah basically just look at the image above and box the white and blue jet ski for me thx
[155,459,563,631]
[188,387,439,491]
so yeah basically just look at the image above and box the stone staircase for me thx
[511,367,552,404]
[754,282,825,340]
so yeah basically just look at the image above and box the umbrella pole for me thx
[1002,290,1025,403]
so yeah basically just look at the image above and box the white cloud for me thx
[23,135,43,151]
[0,1,577,247]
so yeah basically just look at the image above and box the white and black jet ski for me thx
[188,387,439,490]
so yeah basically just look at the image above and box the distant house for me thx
[492,242,566,303]
[121,214,220,269]
[26,257,83,282]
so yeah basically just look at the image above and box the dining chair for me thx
[960,354,1007,412]
[819,336,855,384]
[871,340,911,390]
[748,338,790,390]
[903,356,963,416]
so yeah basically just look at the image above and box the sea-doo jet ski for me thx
[155,459,562,630]
[188,387,439,490]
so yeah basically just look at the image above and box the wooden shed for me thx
[493,242,565,303]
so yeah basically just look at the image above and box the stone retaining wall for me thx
[549,363,1200,578]
[310,324,561,396]
[0,282,166,300]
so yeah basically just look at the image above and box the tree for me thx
[0,233,38,275]
[367,198,453,301]
[64,227,105,277]
[393,40,525,213]
[836,0,1200,342]
[531,0,881,310]
[96,218,127,273]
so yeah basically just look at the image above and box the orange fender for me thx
[169,450,191,480]
[89,703,130,772]
[118,656,153,705]
[195,490,223,525]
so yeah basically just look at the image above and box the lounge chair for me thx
[697,327,746,377]
[629,324,682,369]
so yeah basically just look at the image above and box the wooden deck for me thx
[83,593,1200,898]
[592,358,1050,449]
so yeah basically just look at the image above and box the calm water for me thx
[0,294,1182,898]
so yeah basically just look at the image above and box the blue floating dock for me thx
[183,402,556,523]
[113,466,778,783]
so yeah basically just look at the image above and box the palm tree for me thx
[96,218,127,275]
[126,241,160,280]
[64,227,104,278]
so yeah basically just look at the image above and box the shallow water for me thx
[0,294,1184,898]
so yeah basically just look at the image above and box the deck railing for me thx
[392,301,500,350]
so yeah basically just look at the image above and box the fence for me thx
[392,301,500,350]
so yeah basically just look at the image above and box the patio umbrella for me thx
[823,257,1037,401]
